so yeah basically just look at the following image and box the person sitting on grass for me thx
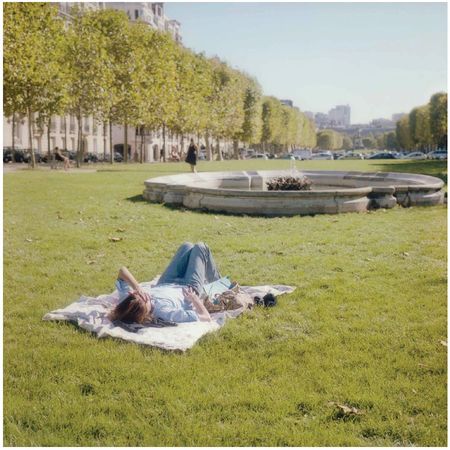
[109,242,223,324]
[54,147,70,171]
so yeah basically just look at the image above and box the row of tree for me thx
[3,3,316,167]
[396,92,447,151]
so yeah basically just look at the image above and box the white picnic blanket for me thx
[43,276,296,351]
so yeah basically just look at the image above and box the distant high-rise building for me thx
[328,104,351,127]
[392,113,406,123]
[371,118,395,128]
[314,112,330,128]
[280,99,294,107]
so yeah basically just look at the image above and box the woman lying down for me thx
[109,242,251,325]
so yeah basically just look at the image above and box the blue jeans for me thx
[157,242,222,294]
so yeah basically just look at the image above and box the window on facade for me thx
[93,138,97,153]
[50,116,57,132]
[135,9,139,19]
[70,115,76,133]
[93,120,98,134]
[71,137,75,151]
[51,137,56,149]
[62,137,66,150]
[83,117,90,133]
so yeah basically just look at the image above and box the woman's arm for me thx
[118,266,140,291]
[118,267,150,304]
[183,287,211,322]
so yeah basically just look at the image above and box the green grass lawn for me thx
[4,159,447,446]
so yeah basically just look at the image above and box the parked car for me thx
[114,152,123,162]
[279,153,296,160]
[338,152,364,160]
[292,148,312,160]
[250,153,269,160]
[404,151,427,160]
[367,152,397,160]
[3,148,32,163]
[311,151,333,160]
[428,150,447,160]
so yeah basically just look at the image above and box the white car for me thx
[338,152,364,160]
[428,150,447,160]
[311,151,333,160]
[404,152,427,160]
[250,153,268,160]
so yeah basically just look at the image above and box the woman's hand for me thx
[182,286,199,304]
[132,287,151,305]
[183,286,211,322]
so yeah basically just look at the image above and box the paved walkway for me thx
[3,163,96,173]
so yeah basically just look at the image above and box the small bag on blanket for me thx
[204,284,254,313]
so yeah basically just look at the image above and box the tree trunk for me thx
[180,134,185,157]
[233,139,239,159]
[162,123,166,162]
[64,115,68,152]
[205,132,212,161]
[124,122,128,163]
[12,113,15,153]
[134,126,138,162]
[217,138,223,161]
[103,121,107,162]
[140,128,144,163]
[76,111,82,168]
[48,117,55,169]
[27,108,35,169]
[109,120,113,164]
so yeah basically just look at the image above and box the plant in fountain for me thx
[266,176,313,191]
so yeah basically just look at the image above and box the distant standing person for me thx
[185,139,198,173]
[54,147,70,171]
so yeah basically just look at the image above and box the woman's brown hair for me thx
[109,294,148,324]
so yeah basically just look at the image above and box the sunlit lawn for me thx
[4,159,447,446]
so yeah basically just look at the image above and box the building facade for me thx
[105,2,181,43]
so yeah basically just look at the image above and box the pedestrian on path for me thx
[185,139,198,173]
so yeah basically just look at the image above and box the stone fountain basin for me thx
[143,170,444,216]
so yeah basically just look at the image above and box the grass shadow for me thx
[375,160,447,183]
[55,320,183,354]
[126,194,146,203]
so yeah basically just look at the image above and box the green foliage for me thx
[238,77,263,145]
[396,116,413,150]
[3,159,447,446]
[396,92,447,151]
[3,2,67,166]
[317,129,343,150]
[172,49,213,137]
[342,135,353,150]
[362,136,377,149]
[409,105,433,150]
[429,92,447,149]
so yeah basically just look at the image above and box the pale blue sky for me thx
[165,1,447,123]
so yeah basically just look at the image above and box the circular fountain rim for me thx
[143,169,444,216]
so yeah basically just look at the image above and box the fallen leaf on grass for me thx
[418,363,430,368]
[87,260,96,265]
[109,237,123,242]
[440,340,447,347]
[402,252,410,257]
[25,238,33,243]
[328,402,364,417]
[116,228,125,232]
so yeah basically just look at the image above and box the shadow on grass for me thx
[127,194,146,203]
[55,320,182,354]
[375,160,447,183]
